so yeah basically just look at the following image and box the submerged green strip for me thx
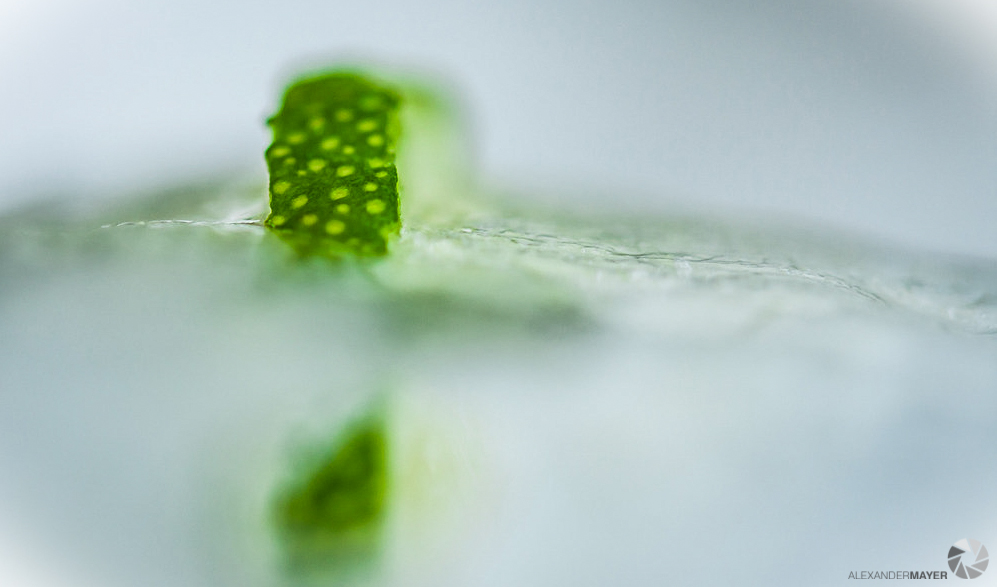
[274,417,388,569]
[265,72,401,256]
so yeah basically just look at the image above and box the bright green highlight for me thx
[264,72,401,256]
[273,416,388,568]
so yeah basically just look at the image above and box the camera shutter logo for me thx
[948,539,989,579]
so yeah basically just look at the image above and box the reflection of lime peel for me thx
[264,72,401,257]
[270,390,491,578]
[272,414,388,571]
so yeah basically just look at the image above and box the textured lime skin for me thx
[265,72,401,256]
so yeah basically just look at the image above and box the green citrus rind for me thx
[264,72,401,256]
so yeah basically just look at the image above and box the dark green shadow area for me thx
[265,72,401,258]
[272,412,389,579]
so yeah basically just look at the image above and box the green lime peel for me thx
[273,416,388,568]
[264,72,401,256]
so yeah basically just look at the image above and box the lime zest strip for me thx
[264,72,402,256]
[273,416,388,568]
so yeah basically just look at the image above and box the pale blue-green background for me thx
[2,2,997,586]
[1,0,996,256]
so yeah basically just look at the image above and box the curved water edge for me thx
[78,206,997,337]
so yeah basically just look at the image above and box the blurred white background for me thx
[1,0,995,256]
[3,4,997,585]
